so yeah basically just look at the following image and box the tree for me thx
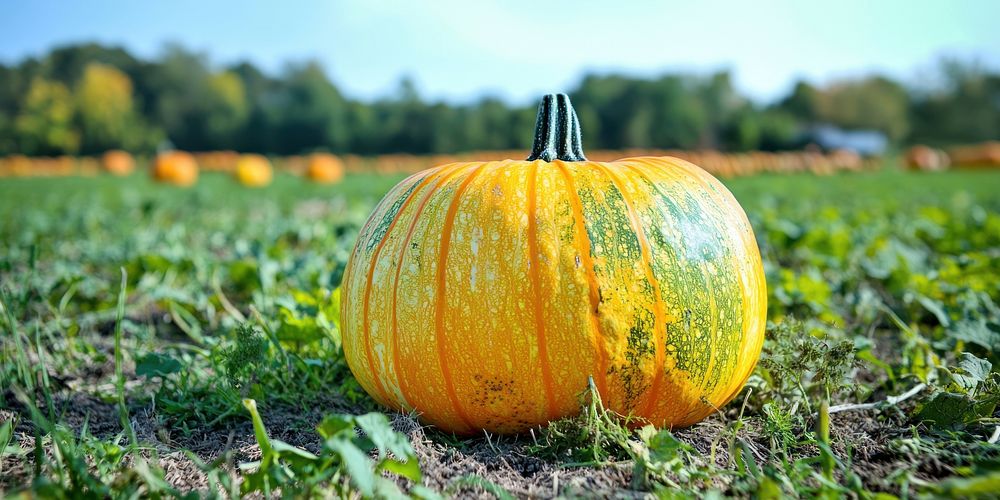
[14,77,79,155]
[779,81,822,123]
[75,63,143,152]
[0,42,997,156]
[204,71,249,149]
[908,60,1000,146]
[267,62,349,154]
[818,77,909,142]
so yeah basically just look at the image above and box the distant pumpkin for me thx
[341,94,767,435]
[904,145,949,171]
[102,150,135,176]
[153,151,198,186]
[306,153,345,184]
[948,142,1000,168]
[235,154,273,187]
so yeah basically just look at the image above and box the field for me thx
[2,165,1000,498]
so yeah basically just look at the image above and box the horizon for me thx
[4,0,998,105]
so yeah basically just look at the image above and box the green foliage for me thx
[74,63,157,153]
[222,322,268,390]
[13,77,79,155]
[914,353,1000,428]
[531,378,712,491]
[2,169,1000,497]
[240,398,422,498]
[529,378,635,464]
[754,320,858,411]
[1,44,997,156]
[761,403,797,454]
[6,388,184,499]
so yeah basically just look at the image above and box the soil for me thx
[0,339,968,498]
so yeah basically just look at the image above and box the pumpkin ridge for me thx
[653,157,764,403]
[593,162,672,421]
[358,168,443,406]
[343,171,429,405]
[553,161,610,399]
[433,161,492,432]
[622,161,724,393]
[639,156,764,406]
[364,168,441,253]
[527,160,558,420]
[629,157,752,424]
[389,163,477,421]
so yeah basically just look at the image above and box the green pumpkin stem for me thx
[526,93,587,162]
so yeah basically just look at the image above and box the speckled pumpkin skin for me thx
[341,156,766,434]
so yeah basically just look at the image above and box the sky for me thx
[2,0,998,105]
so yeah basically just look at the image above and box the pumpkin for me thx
[102,150,135,176]
[152,151,198,186]
[306,153,345,184]
[341,94,767,434]
[948,142,1000,168]
[904,145,949,171]
[235,154,273,187]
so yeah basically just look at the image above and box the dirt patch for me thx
[1,370,987,498]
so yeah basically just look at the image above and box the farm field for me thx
[2,165,1000,498]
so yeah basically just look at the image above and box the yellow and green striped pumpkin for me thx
[341,94,767,434]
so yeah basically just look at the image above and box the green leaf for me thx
[135,352,182,378]
[916,295,950,327]
[379,456,422,483]
[1,419,23,456]
[327,436,377,497]
[931,470,1000,497]
[270,439,319,469]
[328,287,342,332]
[913,390,999,428]
[952,352,992,393]
[643,427,688,464]
[949,319,1000,352]
[355,412,416,463]
[242,399,272,456]
[316,414,354,439]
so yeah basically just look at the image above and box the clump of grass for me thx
[222,322,268,391]
[529,377,635,465]
[239,398,427,498]
[754,319,858,413]
[530,377,711,492]
[762,402,798,454]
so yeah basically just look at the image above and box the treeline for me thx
[0,43,997,156]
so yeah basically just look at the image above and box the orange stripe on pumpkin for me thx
[622,162,721,392]
[358,170,438,406]
[527,160,558,419]
[389,163,472,416]
[553,161,610,399]
[640,156,764,405]
[592,162,672,421]
[433,162,490,432]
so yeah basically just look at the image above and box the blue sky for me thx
[3,0,998,104]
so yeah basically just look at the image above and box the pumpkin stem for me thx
[526,93,587,162]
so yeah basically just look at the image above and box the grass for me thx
[2,166,1000,497]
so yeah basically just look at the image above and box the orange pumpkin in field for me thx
[102,150,135,176]
[153,151,199,186]
[235,154,273,187]
[904,145,949,171]
[341,94,766,434]
[948,142,1000,168]
[306,153,345,184]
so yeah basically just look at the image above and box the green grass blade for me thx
[113,267,139,451]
